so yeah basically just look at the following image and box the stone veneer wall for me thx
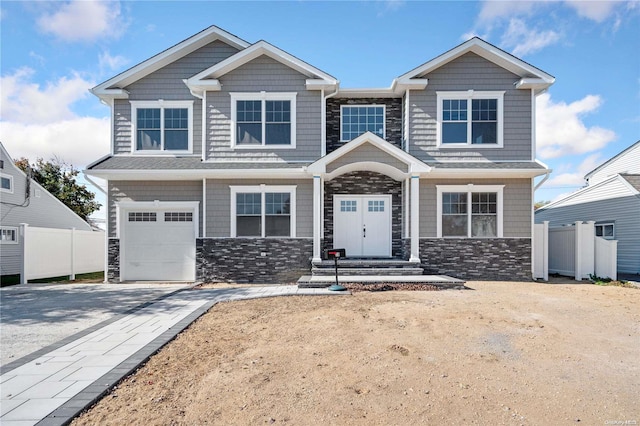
[420,238,532,281]
[324,171,403,258]
[326,98,403,154]
[197,238,312,283]
[108,238,120,282]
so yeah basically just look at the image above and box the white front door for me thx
[333,195,392,257]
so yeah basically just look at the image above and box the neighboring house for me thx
[86,26,554,283]
[0,142,94,280]
[536,141,640,275]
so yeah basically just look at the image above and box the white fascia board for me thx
[515,77,554,90]
[91,26,249,100]
[391,78,429,94]
[334,87,400,98]
[90,88,130,101]
[85,168,310,180]
[427,168,549,179]
[188,41,337,85]
[308,131,430,174]
[305,79,338,91]
[397,37,554,83]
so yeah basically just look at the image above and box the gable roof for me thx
[585,140,640,182]
[396,37,555,92]
[185,40,338,94]
[537,173,640,211]
[91,26,250,101]
[308,132,430,180]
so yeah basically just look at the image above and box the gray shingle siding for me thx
[112,40,240,155]
[419,178,532,238]
[108,181,204,237]
[535,196,640,274]
[205,55,322,162]
[205,178,313,238]
[409,52,532,162]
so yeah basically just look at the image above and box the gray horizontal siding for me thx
[206,55,322,162]
[205,178,313,238]
[108,181,204,237]
[326,142,407,173]
[535,196,640,274]
[409,52,532,161]
[419,178,532,238]
[113,40,240,155]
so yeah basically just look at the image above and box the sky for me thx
[1,0,639,222]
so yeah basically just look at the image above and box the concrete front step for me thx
[312,267,424,276]
[297,274,466,289]
[312,259,420,268]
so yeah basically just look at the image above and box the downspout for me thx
[534,169,551,191]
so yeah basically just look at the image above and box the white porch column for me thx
[409,174,420,263]
[312,174,322,263]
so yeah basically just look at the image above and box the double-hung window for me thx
[0,173,13,193]
[231,92,296,148]
[340,105,385,141]
[131,101,193,152]
[231,185,296,237]
[437,185,504,238]
[437,91,504,147]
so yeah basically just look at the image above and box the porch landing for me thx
[297,274,466,289]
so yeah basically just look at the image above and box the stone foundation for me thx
[107,238,120,282]
[197,238,313,283]
[419,238,532,281]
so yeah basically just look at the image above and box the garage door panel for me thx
[122,209,196,281]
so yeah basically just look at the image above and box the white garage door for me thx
[122,209,196,281]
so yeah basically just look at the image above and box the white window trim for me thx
[436,91,505,148]
[130,100,194,154]
[0,226,18,244]
[595,222,615,240]
[230,185,297,238]
[0,173,13,193]
[339,104,386,142]
[436,184,504,238]
[230,92,297,149]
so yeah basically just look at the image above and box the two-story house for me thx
[86,26,554,283]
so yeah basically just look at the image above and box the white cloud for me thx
[37,0,125,42]
[1,118,110,168]
[564,0,622,22]
[536,93,617,159]
[501,18,561,56]
[477,0,539,23]
[99,51,129,74]
[545,153,604,188]
[0,68,109,168]
[1,67,93,125]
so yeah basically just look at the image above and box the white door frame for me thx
[333,194,392,257]
[116,201,199,282]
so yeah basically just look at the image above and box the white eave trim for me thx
[515,77,554,90]
[90,88,129,100]
[91,26,250,102]
[427,168,549,179]
[186,40,337,89]
[306,79,338,91]
[85,168,310,180]
[397,37,555,84]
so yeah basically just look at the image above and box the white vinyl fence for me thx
[533,221,617,281]
[20,224,105,283]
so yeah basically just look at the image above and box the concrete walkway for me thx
[0,285,348,426]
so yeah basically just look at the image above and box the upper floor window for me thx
[437,185,504,238]
[230,185,296,237]
[1,173,13,193]
[230,92,296,148]
[437,91,504,148]
[340,105,385,141]
[131,101,193,153]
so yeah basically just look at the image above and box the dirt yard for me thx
[73,281,639,425]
